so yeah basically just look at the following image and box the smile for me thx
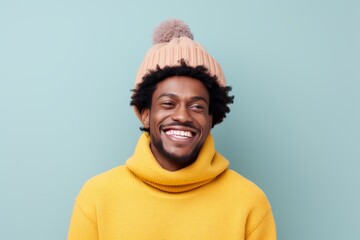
[165,130,193,139]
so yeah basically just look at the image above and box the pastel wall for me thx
[1,0,359,239]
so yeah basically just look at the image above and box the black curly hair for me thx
[130,59,234,132]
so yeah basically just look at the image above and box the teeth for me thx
[165,130,192,138]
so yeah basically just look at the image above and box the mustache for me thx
[160,122,199,132]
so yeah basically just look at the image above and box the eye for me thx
[190,104,205,112]
[161,101,175,108]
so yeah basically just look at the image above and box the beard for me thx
[151,133,202,168]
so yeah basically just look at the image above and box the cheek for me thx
[150,110,168,127]
[199,116,212,131]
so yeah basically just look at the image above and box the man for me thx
[68,19,276,240]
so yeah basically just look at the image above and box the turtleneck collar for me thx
[126,133,229,193]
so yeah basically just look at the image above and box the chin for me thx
[151,133,203,168]
[163,151,197,166]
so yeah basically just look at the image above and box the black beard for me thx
[151,133,202,169]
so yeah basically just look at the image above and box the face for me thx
[141,76,213,171]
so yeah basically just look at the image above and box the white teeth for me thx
[165,130,192,138]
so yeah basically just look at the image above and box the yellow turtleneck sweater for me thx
[68,133,276,240]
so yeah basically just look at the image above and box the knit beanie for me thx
[134,19,226,119]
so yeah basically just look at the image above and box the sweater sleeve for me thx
[67,180,99,240]
[246,208,276,240]
[243,183,277,240]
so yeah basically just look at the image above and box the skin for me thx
[141,76,213,171]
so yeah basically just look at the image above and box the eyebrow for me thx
[157,93,209,104]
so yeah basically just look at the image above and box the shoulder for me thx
[85,165,125,185]
[218,169,271,209]
[76,165,129,201]
[220,169,263,191]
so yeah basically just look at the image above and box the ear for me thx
[208,114,213,129]
[141,109,150,129]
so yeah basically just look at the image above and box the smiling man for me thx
[68,19,276,240]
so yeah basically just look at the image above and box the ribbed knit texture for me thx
[126,133,229,192]
[68,133,276,240]
[135,36,225,88]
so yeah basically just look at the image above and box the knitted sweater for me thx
[68,133,276,240]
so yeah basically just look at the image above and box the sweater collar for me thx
[126,133,229,193]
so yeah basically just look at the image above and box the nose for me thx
[171,104,193,123]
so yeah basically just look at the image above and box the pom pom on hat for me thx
[153,19,194,44]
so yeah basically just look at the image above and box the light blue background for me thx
[1,0,359,239]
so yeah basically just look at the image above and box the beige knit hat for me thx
[133,19,226,120]
[135,19,226,88]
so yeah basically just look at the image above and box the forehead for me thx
[153,76,209,100]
